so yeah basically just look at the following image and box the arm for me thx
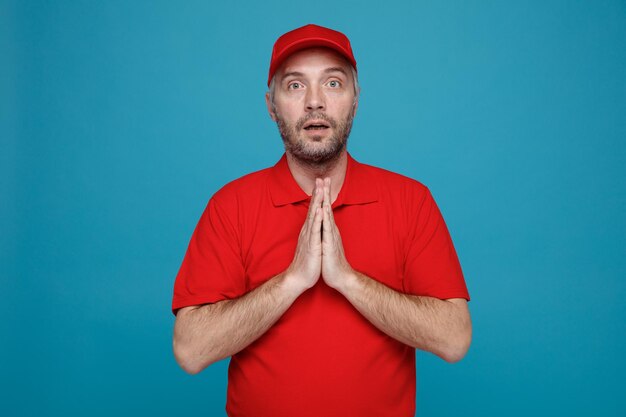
[338,272,471,362]
[319,177,472,363]
[173,271,303,374]
[173,179,327,374]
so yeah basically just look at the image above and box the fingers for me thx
[322,197,331,240]
[306,177,335,240]
[323,177,331,213]
[312,178,325,238]
[322,177,333,239]
[311,206,323,244]
[306,178,324,226]
[307,178,324,244]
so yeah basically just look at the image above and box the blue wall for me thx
[2,1,625,415]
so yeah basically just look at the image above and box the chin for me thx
[299,143,346,163]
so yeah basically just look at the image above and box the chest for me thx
[240,202,409,292]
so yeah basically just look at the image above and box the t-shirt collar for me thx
[269,152,379,207]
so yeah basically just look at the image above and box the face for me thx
[266,47,359,166]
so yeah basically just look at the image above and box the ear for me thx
[265,92,277,121]
[352,96,359,118]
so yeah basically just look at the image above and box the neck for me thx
[286,151,348,204]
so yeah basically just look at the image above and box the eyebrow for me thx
[280,71,305,82]
[280,67,349,82]
[323,67,348,76]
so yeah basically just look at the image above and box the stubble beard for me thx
[275,110,354,168]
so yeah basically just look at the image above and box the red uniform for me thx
[173,152,470,417]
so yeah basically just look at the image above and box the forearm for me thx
[173,272,304,374]
[338,270,472,362]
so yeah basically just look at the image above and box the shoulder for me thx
[209,165,274,210]
[356,159,431,201]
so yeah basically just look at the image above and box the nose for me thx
[305,85,325,112]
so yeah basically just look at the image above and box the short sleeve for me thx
[403,187,470,301]
[172,196,246,315]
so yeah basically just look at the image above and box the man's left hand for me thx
[320,177,355,292]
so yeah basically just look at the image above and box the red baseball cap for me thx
[267,24,357,86]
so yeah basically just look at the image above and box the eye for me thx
[288,82,303,90]
[328,80,341,88]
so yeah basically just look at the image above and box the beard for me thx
[275,109,354,167]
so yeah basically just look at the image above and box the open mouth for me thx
[303,120,331,131]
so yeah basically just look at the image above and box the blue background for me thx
[2,1,625,416]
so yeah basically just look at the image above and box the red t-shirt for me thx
[173,152,470,417]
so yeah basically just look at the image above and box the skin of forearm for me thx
[338,270,472,363]
[173,179,325,375]
[173,271,304,374]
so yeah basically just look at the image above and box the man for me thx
[172,24,471,417]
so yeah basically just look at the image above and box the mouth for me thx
[303,120,331,131]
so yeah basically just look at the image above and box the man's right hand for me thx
[284,178,324,292]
